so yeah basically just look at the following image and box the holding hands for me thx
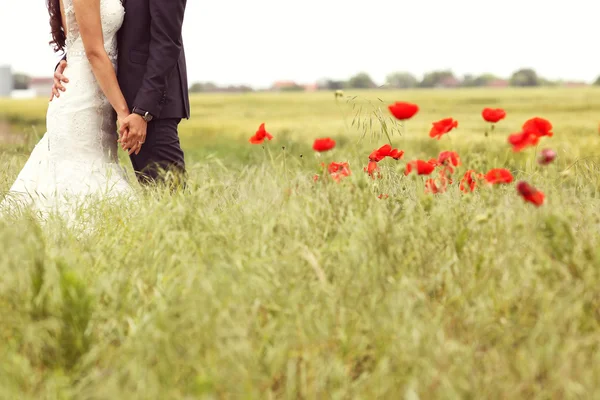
[50,60,149,156]
[118,112,148,156]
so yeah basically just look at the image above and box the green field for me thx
[2,88,600,398]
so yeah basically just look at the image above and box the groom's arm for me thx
[55,54,67,71]
[50,54,69,100]
[132,0,187,118]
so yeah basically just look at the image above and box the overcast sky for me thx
[0,0,598,88]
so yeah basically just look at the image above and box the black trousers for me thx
[129,118,186,187]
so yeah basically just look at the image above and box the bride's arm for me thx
[72,0,129,120]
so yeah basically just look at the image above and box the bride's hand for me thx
[119,114,147,156]
[117,113,131,148]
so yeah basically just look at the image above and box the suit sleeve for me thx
[54,53,67,71]
[133,0,187,118]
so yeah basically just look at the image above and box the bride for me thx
[1,0,135,218]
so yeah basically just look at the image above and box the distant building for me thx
[271,80,303,91]
[0,65,13,97]
[487,79,509,88]
[435,76,460,89]
[271,80,320,92]
[303,83,318,92]
[29,77,54,98]
[563,81,588,88]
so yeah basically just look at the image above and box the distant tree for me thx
[330,80,346,90]
[509,68,539,87]
[385,72,418,89]
[189,82,218,93]
[348,72,376,89]
[190,82,254,93]
[460,73,498,87]
[594,76,600,86]
[189,83,201,92]
[473,74,500,87]
[461,74,500,87]
[317,79,346,91]
[12,73,30,90]
[418,70,456,88]
[539,78,558,87]
[461,74,476,87]
[234,85,254,93]
[280,83,304,92]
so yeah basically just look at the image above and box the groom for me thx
[52,0,190,187]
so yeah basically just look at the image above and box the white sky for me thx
[0,0,598,88]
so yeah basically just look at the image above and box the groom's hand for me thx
[50,61,69,101]
[117,114,130,144]
[119,114,147,156]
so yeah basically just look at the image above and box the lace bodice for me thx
[64,0,124,62]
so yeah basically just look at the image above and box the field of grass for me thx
[2,88,600,399]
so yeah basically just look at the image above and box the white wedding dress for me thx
[0,0,133,219]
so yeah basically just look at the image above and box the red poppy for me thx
[378,194,389,199]
[460,170,484,193]
[313,175,319,182]
[508,117,553,152]
[427,158,440,167]
[482,108,507,123]
[405,160,436,176]
[249,123,274,144]
[508,131,539,152]
[328,162,351,182]
[425,179,446,194]
[369,144,404,162]
[312,137,336,152]
[438,151,461,167]
[369,148,386,162]
[517,181,545,207]
[328,162,348,174]
[364,161,380,179]
[425,178,446,194]
[523,117,553,138]
[433,151,458,181]
[485,168,514,184]
[429,118,458,140]
[438,169,453,184]
[538,148,557,165]
[388,148,404,160]
[388,102,419,120]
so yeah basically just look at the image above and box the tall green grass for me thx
[1,88,600,398]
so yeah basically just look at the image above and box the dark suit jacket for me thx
[118,0,190,120]
[59,0,191,120]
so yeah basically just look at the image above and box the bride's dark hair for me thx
[47,0,66,52]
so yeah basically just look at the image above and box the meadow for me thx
[1,88,600,399]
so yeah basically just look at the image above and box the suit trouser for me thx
[129,118,186,186]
